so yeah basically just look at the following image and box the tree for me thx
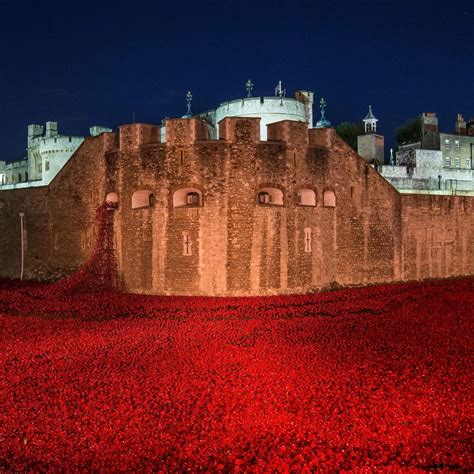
[336,122,365,151]
[395,116,422,147]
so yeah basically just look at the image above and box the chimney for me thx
[421,112,439,150]
[421,112,438,135]
[455,114,466,136]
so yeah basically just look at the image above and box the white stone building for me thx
[160,84,315,142]
[0,122,111,190]
[1,159,28,186]
[0,160,6,185]
[359,111,474,196]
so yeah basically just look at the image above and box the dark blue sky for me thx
[1,0,472,161]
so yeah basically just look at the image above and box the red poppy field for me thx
[1,277,473,472]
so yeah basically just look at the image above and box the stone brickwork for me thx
[357,134,384,165]
[400,195,473,279]
[0,133,116,280]
[0,117,473,295]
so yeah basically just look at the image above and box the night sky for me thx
[1,0,472,162]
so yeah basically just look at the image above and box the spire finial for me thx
[186,91,192,115]
[274,80,286,100]
[246,79,254,97]
[315,97,332,128]
[319,97,328,122]
[320,97,327,115]
[363,105,378,133]
[182,91,193,118]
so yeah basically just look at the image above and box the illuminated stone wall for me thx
[0,118,473,295]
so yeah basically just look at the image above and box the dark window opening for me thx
[258,191,271,204]
[186,192,200,205]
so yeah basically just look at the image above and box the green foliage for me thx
[336,122,365,150]
[396,117,422,146]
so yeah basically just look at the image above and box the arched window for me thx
[132,190,154,209]
[173,188,203,208]
[106,192,119,209]
[257,187,284,206]
[297,189,316,207]
[323,190,336,208]
[18,173,22,182]
[106,192,119,203]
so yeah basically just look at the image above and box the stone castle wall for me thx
[0,133,116,280]
[0,117,472,294]
[400,194,473,280]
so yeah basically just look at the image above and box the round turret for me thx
[214,96,307,140]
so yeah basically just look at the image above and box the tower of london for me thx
[0,84,473,294]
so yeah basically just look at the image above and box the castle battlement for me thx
[115,117,334,150]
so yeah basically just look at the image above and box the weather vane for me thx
[275,80,286,104]
[246,79,254,97]
[275,81,286,98]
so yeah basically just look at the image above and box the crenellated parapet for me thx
[218,117,261,143]
[165,119,209,146]
[309,127,336,150]
[112,117,342,153]
[267,120,309,145]
[118,124,161,151]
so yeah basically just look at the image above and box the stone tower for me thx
[357,105,384,165]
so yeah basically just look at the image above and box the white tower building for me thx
[191,82,314,141]
[363,105,378,133]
